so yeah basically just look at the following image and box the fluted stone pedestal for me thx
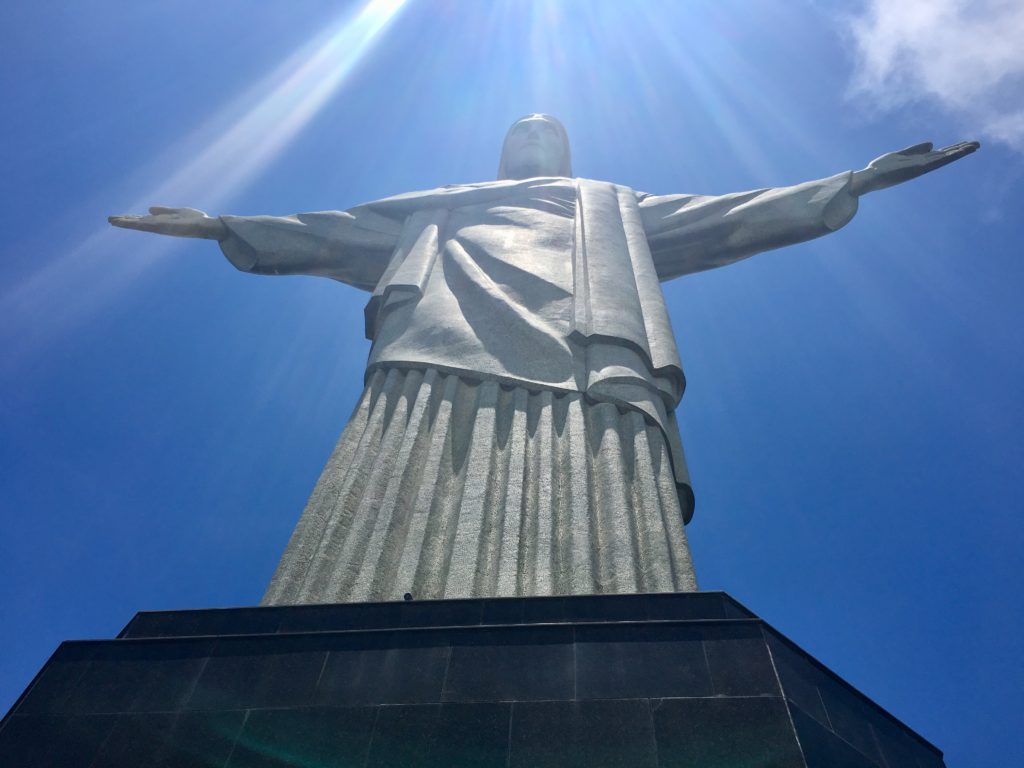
[0,592,944,767]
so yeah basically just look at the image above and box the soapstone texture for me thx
[108,115,978,604]
[262,367,698,604]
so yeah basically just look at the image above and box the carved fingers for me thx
[147,206,208,217]
[108,214,162,232]
[923,140,980,171]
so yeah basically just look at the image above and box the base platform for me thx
[1,591,943,766]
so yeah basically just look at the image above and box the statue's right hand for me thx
[108,206,226,240]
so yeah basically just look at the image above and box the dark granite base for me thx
[1,592,944,767]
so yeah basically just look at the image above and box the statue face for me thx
[502,117,568,179]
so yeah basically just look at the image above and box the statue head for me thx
[497,114,573,180]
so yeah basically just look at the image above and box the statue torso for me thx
[368,178,583,389]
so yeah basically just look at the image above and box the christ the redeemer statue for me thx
[110,115,977,605]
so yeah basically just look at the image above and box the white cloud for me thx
[846,0,1024,150]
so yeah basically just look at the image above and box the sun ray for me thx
[0,0,409,367]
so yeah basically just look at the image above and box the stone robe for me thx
[219,171,859,525]
[218,172,860,603]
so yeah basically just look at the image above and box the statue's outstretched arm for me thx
[641,139,979,282]
[109,206,400,292]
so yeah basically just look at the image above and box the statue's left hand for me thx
[108,206,227,240]
[851,140,980,196]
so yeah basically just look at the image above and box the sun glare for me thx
[0,0,409,364]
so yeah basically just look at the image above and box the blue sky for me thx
[2,0,1022,763]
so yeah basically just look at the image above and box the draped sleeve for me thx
[637,171,859,282]
[218,207,402,291]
